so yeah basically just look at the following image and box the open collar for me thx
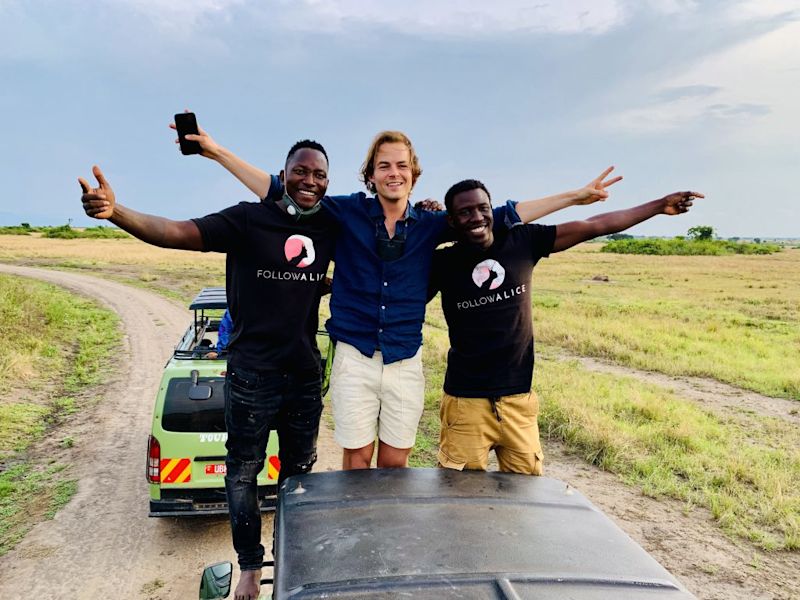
[367,196,418,223]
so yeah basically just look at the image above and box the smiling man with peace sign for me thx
[429,181,703,475]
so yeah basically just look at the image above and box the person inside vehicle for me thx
[194,338,215,358]
[205,309,232,360]
[429,179,703,475]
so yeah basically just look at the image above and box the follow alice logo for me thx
[471,259,505,290]
[284,235,316,268]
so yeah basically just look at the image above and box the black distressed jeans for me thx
[224,364,323,571]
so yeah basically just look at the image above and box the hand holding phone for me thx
[174,112,202,155]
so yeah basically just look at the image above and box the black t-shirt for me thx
[430,223,556,397]
[192,201,337,372]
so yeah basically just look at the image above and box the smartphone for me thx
[174,112,202,155]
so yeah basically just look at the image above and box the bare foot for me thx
[234,569,261,600]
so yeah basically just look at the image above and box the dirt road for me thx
[0,265,796,599]
[0,266,339,600]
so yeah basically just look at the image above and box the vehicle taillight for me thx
[147,435,161,483]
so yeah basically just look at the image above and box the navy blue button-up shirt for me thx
[322,193,519,364]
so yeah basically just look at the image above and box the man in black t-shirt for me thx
[79,141,336,600]
[430,179,703,475]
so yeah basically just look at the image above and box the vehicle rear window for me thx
[162,377,226,432]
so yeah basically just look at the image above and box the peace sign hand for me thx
[574,166,624,205]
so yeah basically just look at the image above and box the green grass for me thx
[411,316,449,468]
[46,478,78,518]
[0,274,121,401]
[0,274,121,554]
[534,355,799,550]
[0,404,49,453]
[533,292,799,399]
[0,463,77,556]
[528,248,800,400]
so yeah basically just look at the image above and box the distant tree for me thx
[754,237,762,244]
[608,233,634,241]
[20,222,30,229]
[687,225,714,241]
[728,236,740,242]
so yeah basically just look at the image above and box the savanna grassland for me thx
[1,235,798,553]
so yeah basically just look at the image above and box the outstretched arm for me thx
[514,166,623,223]
[170,111,273,199]
[553,190,704,252]
[79,165,203,250]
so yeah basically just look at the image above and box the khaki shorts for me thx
[438,391,544,475]
[330,342,425,450]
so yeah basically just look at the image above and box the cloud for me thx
[115,0,242,20]
[107,0,794,38]
[594,3,796,137]
[2,0,627,38]
[723,0,799,22]
[641,0,699,16]
[0,0,727,67]
[656,85,721,102]
[706,103,771,117]
[599,97,772,134]
[110,0,246,33]
[260,0,629,36]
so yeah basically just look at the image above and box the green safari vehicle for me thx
[146,287,332,517]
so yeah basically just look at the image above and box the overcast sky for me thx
[1,0,797,237]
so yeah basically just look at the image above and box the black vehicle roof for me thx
[273,469,695,599]
[189,287,227,310]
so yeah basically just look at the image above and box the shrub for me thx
[41,225,129,240]
[42,225,78,239]
[78,226,130,239]
[601,238,781,256]
[0,226,32,236]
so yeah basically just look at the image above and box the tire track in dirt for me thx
[0,266,340,600]
[557,352,799,424]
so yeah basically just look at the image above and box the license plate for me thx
[205,464,226,475]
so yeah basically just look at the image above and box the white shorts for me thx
[330,342,425,450]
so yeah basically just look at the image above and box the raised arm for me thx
[79,165,203,250]
[553,190,704,253]
[514,166,623,223]
[170,112,272,199]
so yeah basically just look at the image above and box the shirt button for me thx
[381,305,386,310]
[379,328,383,333]
[383,282,388,286]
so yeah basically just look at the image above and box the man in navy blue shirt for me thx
[178,121,620,470]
